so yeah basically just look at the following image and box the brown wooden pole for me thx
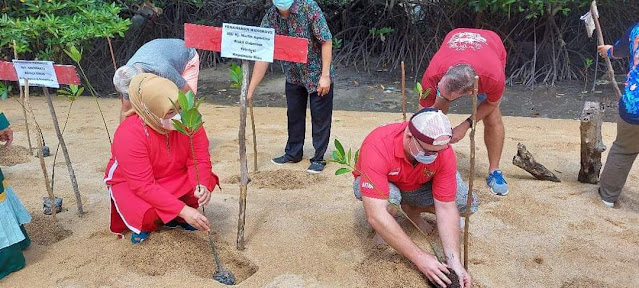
[106,36,118,72]
[578,101,606,183]
[401,61,406,121]
[250,98,258,172]
[236,60,250,250]
[13,42,33,155]
[23,80,56,218]
[591,1,622,101]
[463,76,479,269]
[43,88,83,215]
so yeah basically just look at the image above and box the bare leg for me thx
[483,107,505,173]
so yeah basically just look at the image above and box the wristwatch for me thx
[465,117,473,128]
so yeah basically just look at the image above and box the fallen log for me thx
[513,143,561,182]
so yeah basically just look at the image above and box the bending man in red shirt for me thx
[104,73,218,244]
[353,108,477,288]
[420,28,509,196]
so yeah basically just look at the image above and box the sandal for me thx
[131,231,151,244]
[166,220,197,231]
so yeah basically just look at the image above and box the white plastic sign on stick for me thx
[12,60,60,88]
[221,23,275,62]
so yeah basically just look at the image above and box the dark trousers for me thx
[284,82,333,163]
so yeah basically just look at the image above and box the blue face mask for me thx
[410,138,438,164]
[273,0,294,10]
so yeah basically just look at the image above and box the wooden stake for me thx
[13,42,33,155]
[22,80,56,218]
[250,98,258,172]
[591,1,622,101]
[463,76,479,269]
[42,88,83,215]
[236,60,250,250]
[513,143,561,182]
[401,61,406,121]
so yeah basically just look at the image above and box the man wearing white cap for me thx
[352,108,476,288]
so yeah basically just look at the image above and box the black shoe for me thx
[271,155,299,165]
[307,161,326,174]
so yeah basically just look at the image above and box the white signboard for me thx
[221,23,275,62]
[12,60,60,88]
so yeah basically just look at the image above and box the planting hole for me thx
[25,214,73,246]
[223,169,326,190]
[120,230,258,284]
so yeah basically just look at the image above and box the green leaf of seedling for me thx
[185,90,195,109]
[334,139,345,160]
[347,148,352,165]
[354,149,360,163]
[63,45,82,63]
[413,82,422,95]
[177,91,189,112]
[172,119,187,134]
[182,108,201,130]
[332,150,342,163]
[335,168,351,176]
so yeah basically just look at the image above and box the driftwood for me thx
[513,143,561,182]
[578,101,606,184]
[236,60,250,250]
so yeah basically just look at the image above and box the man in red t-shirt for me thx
[420,28,509,196]
[352,108,477,288]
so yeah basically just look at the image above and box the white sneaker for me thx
[602,200,614,208]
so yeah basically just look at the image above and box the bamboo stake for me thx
[463,76,479,269]
[236,60,250,250]
[250,98,258,172]
[22,80,56,218]
[591,1,622,102]
[42,88,83,215]
[13,42,33,155]
[401,61,406,121]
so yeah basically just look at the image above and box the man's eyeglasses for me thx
[436,87,452,103]
[413,138,447,156]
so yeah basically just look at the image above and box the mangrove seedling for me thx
[170,90,236,286]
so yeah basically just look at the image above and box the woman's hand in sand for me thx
[417,254,451,288]
[194,184,211,207]
[179,206,210,232]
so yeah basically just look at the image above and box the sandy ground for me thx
[1,96,638,288]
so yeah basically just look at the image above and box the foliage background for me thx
[1,0,637,92]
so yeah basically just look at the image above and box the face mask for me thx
[273,0,293,10]
[410,138,438,164]
[161,113,181,131]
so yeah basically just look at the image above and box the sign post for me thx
[0,60,84,215]
[185,23,308,250]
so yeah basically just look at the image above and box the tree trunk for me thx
[578,101,605,184]
[513,143,561,182]
[236,60,250,250]
[43,88,84,214]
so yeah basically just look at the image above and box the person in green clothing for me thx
[0,112,32,280]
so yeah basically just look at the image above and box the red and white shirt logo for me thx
[447,32,487,51]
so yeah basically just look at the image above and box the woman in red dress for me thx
[104,73,218,243]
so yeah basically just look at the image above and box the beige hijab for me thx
[125,73,179,134]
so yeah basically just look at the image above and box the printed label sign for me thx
[221,23,275,62]
[12,60,60,88]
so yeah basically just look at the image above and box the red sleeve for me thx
[356,143,392,199]
[419,70,439,108]
[113,125,185,223]
[186,126,219,192]
[431,147,457,202]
